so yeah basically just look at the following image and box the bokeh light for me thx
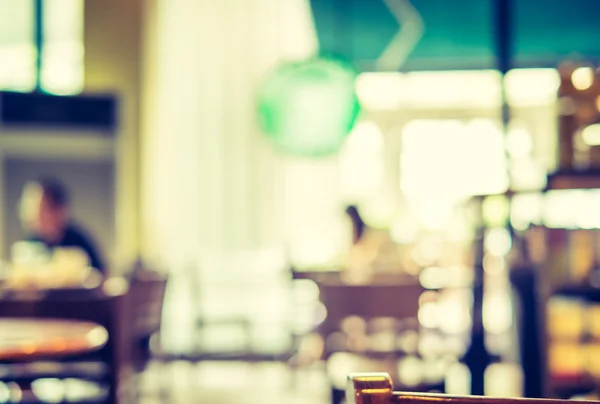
[484,228,512,257]
[543,190,589,229]
[510,193,542,231]
[506,127,533,159]
[582,123,600,146]
[437,298,472,335]
[418,332,445,358]
[571,67,594,91]
[445,362,471,395]
[400,119,508,199]
[418,302,439,329]
[505,68,560,106]
[482,196,510,228]
[397,356,425,387]
[483,292,513,334]
[413,200,454,231]
[359,192,400,230]
[339,121,385,200]
[355,72,405,110]
[419,266,472,289]
[397,330,419,354]
[390,214,420,245]
[484,363,523,397]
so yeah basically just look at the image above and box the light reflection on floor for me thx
[138,361,330,404]
[0,361,522,404]
[137,360,523,403]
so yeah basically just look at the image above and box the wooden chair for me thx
[347,373,598,404]
[154,262,280,362]
[317,280,423,345]
[126,270,167,371]
[314,279,435,404]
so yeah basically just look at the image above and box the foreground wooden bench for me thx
[347,373,597,404]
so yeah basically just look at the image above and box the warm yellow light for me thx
[505,68,559,106]
[437,298,471,334]
[445,362,471,395]
[355,70,501,110]
[390,214,419,244]
[572,67,594,91]
[510,193,542,231]
[355,72,405,110]
[506,127,533,158]
[343,121,384,152]
[582,123,600,146]
[339,121,385,199]
[404,70,501,108]
[400,119,508,199]
[418,302,438,328]
[484,363,523,397]
[397,356,424,387]
[484,228,512,257]
[543,190,588,229]
[359,193,399,229]
[596,95,600,112]
[483,292,513,334]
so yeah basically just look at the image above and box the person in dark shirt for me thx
[19,177,106,274]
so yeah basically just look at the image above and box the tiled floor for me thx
[138,361,331,404]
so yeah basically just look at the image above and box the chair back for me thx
[347,373,597,404]
[127,272,167,339]
[317,280,423,338]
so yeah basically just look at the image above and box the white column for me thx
[141,0,348,350]
[141,0,350,265]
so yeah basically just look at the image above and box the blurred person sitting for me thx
[344,205,378,273]
[346,205,367,245]
[344,205,405,275]
[18,177,106,275]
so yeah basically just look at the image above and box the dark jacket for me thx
[27,222,106,274]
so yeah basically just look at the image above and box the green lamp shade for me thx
[258,58,361,157]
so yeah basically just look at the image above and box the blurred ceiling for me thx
[309,0,600,71]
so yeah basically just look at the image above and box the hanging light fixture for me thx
[257,57,361,157]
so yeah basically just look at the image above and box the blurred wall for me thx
[84,0,144,269]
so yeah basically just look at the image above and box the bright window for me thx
[0,0,83,94]
[42,0,84,94]
[400,119,509,199]
[339,120,385,202]
[0,0,36,91]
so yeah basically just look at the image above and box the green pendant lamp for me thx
[258,57,361,157]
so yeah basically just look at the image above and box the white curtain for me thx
[141,0,347,351]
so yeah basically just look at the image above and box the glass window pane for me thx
[400,118,509,199]
[0,0,36,91]
[42,0,84,94]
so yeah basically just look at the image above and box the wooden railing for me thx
[347,373,598,404]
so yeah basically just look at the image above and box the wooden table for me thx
[0,319,108,361]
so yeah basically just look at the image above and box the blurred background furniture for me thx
[0,319,108,361]
[151,263,297,363]
[0,319,108,403]
[297,273,445,404]
[5,0,600,402]
[0,279,129,404]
